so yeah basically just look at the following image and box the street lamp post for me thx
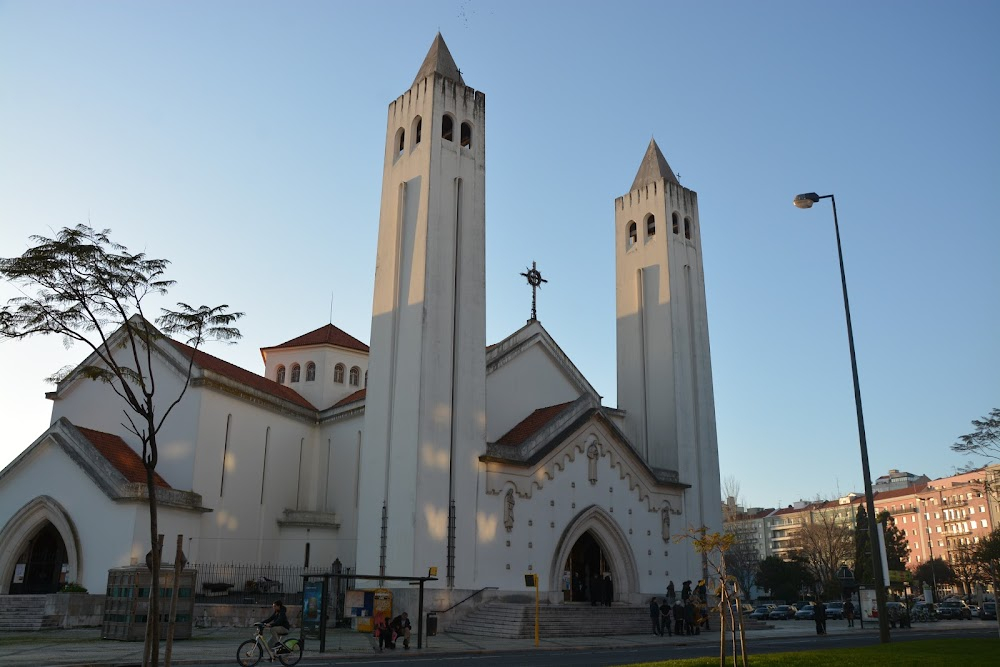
[793,192,890,643]
[918,497,938,602]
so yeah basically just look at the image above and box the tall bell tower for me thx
[614,139,722,537]
[356,34,486,589]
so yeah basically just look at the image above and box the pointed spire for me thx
[412,33,465,87]
[630,138,679,192]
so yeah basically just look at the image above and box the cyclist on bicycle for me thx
[261,600,290,650]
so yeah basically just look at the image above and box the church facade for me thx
[0,36,721,609]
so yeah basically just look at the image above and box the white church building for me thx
[0,35,722,609]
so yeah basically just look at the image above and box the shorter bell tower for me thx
[614,139,722,537]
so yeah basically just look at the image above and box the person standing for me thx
[681,580,692,602]
[673,599,685,636]
[814,601,827,635]
[666,580,676,605]
[684,599,696,635]
[649,597,663,636]
[659,599,672,636]
[603,574,613,607]
[843,599,855,627]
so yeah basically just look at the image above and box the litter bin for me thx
[426,612,438,636]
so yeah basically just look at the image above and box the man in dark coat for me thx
[814,601,827,635]
[649,597,662,636]
[602,575,613,607]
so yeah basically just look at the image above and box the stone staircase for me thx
[0,595,61,631]
[444,601,657,638]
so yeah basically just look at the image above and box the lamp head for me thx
[793,192,821,209]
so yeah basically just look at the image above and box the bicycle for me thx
[236,623,302,666]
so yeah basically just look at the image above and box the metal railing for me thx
[189,563,336,604]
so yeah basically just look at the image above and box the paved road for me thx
[196,624,995,667]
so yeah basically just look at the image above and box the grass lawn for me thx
[629,638,993,666]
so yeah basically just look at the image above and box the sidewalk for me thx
[0,618,953,667]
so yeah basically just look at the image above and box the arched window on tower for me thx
[627,221,637,249]
[396,128,405,157]
[276,365,286,384]
[412,116,422,146]
[460,122,472,148]
[646,214,656,238]
[684,217,693,240]
[672,212,680,235]
[290,363,301,383]
[349,366,360,386]
[305,362,316,382]
[334,363,345,384]
[442,114,454,142]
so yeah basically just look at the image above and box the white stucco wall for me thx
[0,438,144,593]
[262,345,369,411]
[486,338,582,443]
[474,418,696,601]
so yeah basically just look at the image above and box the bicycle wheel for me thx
[236,639,263,666]
[278,637,303,666]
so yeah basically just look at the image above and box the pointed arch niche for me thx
[549,505,638,604]
[0,495,80,594]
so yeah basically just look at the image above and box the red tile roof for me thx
[496,402,574,447]
[76,426,171,488]
[168,339,317,411]
[332,388,366,409]
[263,324,369,354]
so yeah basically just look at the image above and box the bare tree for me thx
[0,225,242,667]
[792,513,853,595]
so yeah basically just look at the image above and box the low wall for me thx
[44,593,105,628]
[193,603,302,628]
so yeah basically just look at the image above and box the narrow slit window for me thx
[442,115,454,141]
[414,116,422,145]
[397,128,405,156]
[627,221,637,249]
[646,214,655,238]
[672,212,679,235]
[684,217,692,240]
[460,122,472,148]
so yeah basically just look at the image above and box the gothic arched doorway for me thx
[10,522,67,594]
[0,495,80,595]
[565,530,607,602]
[550,505,639,605]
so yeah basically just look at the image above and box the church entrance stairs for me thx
[444,601,653,638]
[0,595,60,631]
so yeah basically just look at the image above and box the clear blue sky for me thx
[1,1,997,509]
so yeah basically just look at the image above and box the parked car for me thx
[794,604,815,620]
[912,601,939,620]
[824,601,845,620]
[769,605,797,620]
[748,606,772,621]
[938,599,972,620]
[980,601,996,620]
[968,604,980,617]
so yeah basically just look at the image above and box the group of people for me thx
[649,580,712,637]
[373,611,412,650]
